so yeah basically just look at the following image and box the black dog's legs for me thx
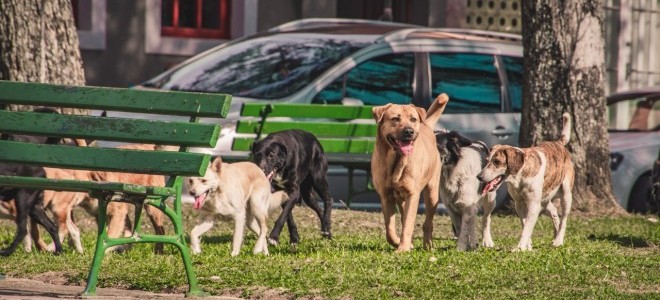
[0,195,30,256]
[285,212,299,245]
[269,185,301,245]
[312,168,334,239]
[28,198,63,254]
[0,190,63,256]
[301,180,332,239]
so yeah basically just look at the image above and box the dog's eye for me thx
[391,116,400,122]
[201,179,207,184]
[410,117,417,123]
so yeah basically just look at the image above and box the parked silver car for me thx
[129,18,655,212]
[607,88,660,213]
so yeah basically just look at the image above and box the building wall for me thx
[81,1,184,87]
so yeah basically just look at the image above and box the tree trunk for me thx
[0,0,87,115]
[521,0,625,214]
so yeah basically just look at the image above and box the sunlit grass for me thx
[1,207,658,299]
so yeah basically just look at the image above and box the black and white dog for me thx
[435,130,496,250]
[251,129,334,246]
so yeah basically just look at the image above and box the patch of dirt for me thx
[0,275,242,299]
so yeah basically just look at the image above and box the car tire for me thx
[627,173,656,213]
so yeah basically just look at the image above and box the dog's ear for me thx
[274,142,288,162]
[414,106,427,124]
[372,104,393,123]
[451,131,473,147]
[504,147,524,175]
[210,156,223,172]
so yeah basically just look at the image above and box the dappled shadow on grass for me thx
[587,233,652,248]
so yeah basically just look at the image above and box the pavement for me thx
[0,275,241,300]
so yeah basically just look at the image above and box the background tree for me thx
[521,0,624,214]
[0,0,86,115]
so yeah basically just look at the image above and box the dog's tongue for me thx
[482,177,500,195]
[193,194,206,210]
[399,140,414,156]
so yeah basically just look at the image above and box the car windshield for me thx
[607,96,659,131]
[143,33,374,99]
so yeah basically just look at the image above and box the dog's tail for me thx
[560,112,571,145]
[425,93,449,128]
[268,190,289,211]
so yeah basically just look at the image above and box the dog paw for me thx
[395,244,413,253]
[321,231,332,239]
[552,240,564,247]
[267,238,279,246]
[230,251,240,257]
[482,240,495,248]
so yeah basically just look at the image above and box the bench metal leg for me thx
[81,191,206,297]
[82,195,109,297]
[162,192,207,297]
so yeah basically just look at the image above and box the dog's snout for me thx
[402,127,414,137]
[476,173,484,182]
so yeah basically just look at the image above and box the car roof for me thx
[269,18,419,33]
[266,18,522,45]
[607,86,660,104]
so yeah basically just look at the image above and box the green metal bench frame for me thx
[0,80,231,297]
[231,103,377,207]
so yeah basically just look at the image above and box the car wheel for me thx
[627,173,656,213]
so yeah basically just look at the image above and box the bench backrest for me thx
[232,103,378,154]
[0,81,231,182]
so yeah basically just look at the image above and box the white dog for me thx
[187,157,288,256]
[478,113,574,251]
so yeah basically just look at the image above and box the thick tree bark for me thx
[0,0,87,115]
[521,0,624,214]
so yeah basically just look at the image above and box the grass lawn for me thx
[0,206,658,299]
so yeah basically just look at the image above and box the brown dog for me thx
[478,113,574,251]
[30,144,168,254]
[371,94,449,252]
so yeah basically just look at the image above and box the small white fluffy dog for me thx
[187,157,288,256]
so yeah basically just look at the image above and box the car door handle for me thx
[491,127,513,136]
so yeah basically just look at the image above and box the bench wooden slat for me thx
[0,176,177,196]
[0,81,231,118]
[232,137,375,154]
[240,103,375,119]
[236,119,377,137]
[0,110,220,147]
[0,140,211,176]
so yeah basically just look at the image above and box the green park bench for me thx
[0,80,231,297]
[230,103,378,207]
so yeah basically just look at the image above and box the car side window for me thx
[503,56,523,112]
[429,53,501,113]
[313,53,414,106]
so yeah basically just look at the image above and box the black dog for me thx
[0,136,64,256]
[251,129,334,245]
[0,107,65,255]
